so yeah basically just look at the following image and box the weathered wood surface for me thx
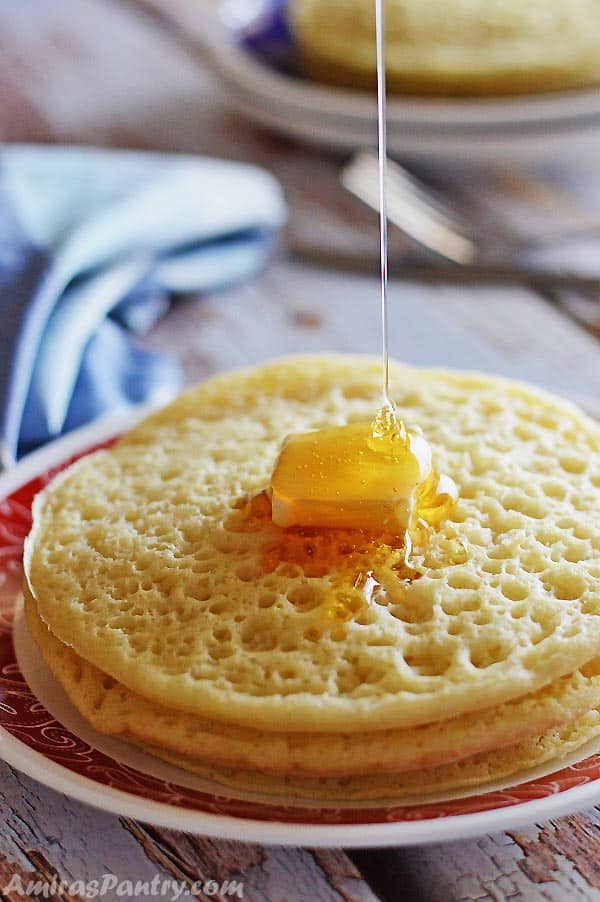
[1,1,600,900]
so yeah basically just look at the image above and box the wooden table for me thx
[1,2,600,899]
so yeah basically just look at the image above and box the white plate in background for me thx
[143,0,600,161]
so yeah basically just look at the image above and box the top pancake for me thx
[290,0,600,95]
[25,356,600,732]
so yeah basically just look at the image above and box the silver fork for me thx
[341,151,600,266]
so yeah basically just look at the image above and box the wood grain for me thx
[511,816,600,889]
[0,853,82,902]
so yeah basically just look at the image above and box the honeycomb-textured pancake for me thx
[25,356,600,732]
[290,0,600,95]
[139,707,600,801]
[25,588,600,777]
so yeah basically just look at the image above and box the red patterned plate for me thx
[2,413,600,847]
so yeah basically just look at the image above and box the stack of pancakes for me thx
[24,357,600,801]
[289,0,600,96]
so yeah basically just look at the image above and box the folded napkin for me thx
[0,145,286,467]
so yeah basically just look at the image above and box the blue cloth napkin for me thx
[0,145,286,466]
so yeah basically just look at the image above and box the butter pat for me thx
[270,421,433,531]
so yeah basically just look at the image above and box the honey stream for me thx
[258,0,458,624]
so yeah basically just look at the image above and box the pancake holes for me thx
[559,455,586,475]
[236,562,262,582]
[541,480,567,501]
[241,619,277,652]
[366,636,395,646]
[563,541,589,564]
[212,532,239,554]
[518,550,547,574]
[213,626,232,642]
[447,569,479,590]
[441,597,461,616]
[258,592,277,609]
[469,639,510,669]
[208,643,234,661]
[529,609,555,644]
[404,648,452,677]
[304,626,322,643]
[129,636,147,653]
[159,466,182,481]
[513,423,538,442]
[582,658,600,678]
[482,559,503,575]
[191,561,213,575]
[582,599,600,614]
[500,579,528,602]
[354,610,376,626]
[190,580,211,602]
[458,482,477,500]
[330,624,347,642]
[556,517,578,530]
[208,599,230,615]
[442,593,478,615]
[287,584,322,613]
[182,524,206,544]
[521,499,546,519]
[174,605,196,624]
[279,564,302,579]
[390,599,433,623]
[543,568,586,601]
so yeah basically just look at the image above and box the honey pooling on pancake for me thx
[265,402,457,624]
[232,489,418,626]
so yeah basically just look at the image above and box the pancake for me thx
[24,357,600,733]
[138,706,600,801]
[290,0,600,96]
[25,587,600,777]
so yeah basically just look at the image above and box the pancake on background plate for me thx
[24,356,600,799]
[289,0,600,96]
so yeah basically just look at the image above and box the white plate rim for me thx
[2,412,600,847]
[202,10,600,129]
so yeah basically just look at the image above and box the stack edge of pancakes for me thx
[24,357,600,801]
[289,0,600,96]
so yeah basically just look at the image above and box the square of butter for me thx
[270,422,431,531]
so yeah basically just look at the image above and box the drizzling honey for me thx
[265,0,458,594]
[228,492,418,625]
[375,0,393,415]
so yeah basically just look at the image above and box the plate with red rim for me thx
[3,411,600,847]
